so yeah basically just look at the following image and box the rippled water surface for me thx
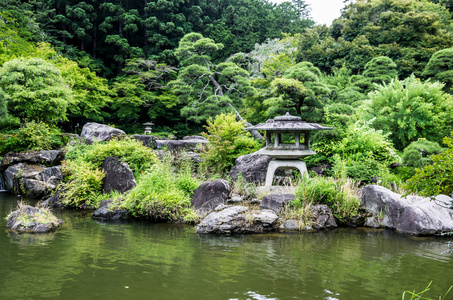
[1,193,452,300]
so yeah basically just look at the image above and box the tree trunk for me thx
[208,75,263,141]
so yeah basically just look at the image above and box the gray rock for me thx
[280,219,299,231]
[191,179,231,217]
[132,134,157,148]
[92,200,128,220]
[182,135,207,141]
[259,194,295,214]
[361,185,453,235]
[196,206,279,234]
[80,122,125,144]
[6,204,63,233]
[1,150,64,171]
[39,185,67,209]
[310,204,337,229]
[227,193,244,204]
[101,157,136,194]
[229,150,272,185]
[154,139,208,152]
[3,164,62,198]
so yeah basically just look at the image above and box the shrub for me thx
[65,137,158,177]
[60,160,105,208]
[308,121,400,182]
[201,113,261,174]
[0,121,66,154]
[294,176,361,222]
[61,137,159,207]
[405,133,453,200]
[122,157,200,222]
[359,75,453,150]
[402,139,445,169]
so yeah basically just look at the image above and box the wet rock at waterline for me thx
[0,150,65,171]
[196,205,278,234]
[92,199,128,220]
[310,204,337,230]
[259,194,295,214]
[39,185,67,209]
[278,205,337,231]
[6,205,63,233]
[3,163,62,198]
[101,157,136,193]
[80,122,125,145]
[361,185,453,235]
[191,179,231,217]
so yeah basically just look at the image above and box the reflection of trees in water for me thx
[1,193,452,300]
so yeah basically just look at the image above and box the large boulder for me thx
[361,185,453,235]
[6,204,63,233]
[1,150,64,171]
[101,157,136,193]
[92,199,128,220]
[191,179,231,217]
[259,194,295,214]
[80,122,125,144]
[196,205,279,234]
[229,150,272,184]
[3,163,62,198]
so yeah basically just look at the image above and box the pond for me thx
[0,192,452,300]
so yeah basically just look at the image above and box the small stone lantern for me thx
[143,122,154,134]
[246,113,333,188]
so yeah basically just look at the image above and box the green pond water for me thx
[1,192,453,300]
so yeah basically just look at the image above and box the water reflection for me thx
[0,193,452,300]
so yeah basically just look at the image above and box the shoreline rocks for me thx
[191,179,231,218]
[92,200,128,221]
[361,185,453,235]
[196,205,278,234]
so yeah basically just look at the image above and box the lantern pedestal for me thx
[265,160,308,187]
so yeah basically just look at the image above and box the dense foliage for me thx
[201,113,261,174]
[1,0,453,205]
[359,75,453,150]
[61,137,158,207]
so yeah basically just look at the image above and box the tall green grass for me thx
[294,176,361,222]
[122,156,200,222]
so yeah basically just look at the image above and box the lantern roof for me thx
[246,113,333,132]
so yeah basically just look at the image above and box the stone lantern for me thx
[246,113,333,188]
[142,122,154,134]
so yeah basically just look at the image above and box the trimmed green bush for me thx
[402,139,445,169]
[405,133,453,200]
